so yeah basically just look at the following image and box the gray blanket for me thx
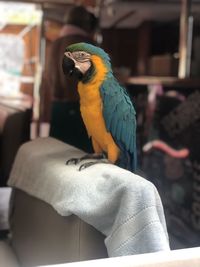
[8,137,170,257]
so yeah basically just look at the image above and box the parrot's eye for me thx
[72,51,91,62]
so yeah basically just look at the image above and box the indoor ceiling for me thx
[1,0,200,28]
[100,1,200,28]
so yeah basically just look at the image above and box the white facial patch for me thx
[64,51,92,74]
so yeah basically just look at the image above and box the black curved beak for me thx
[62,55,83,80]
[62,55,75,76]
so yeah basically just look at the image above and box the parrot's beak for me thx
[62,55,83,81]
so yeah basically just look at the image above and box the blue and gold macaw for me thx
[62,42,137,172]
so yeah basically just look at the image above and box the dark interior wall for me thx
[101,20,199,76]
[101,28,139,74]
[150,20,180,56]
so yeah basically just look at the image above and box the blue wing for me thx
[100,76,137,172]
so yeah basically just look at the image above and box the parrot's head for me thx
[62,42,112,83]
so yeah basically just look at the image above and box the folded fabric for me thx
[8,137,170,257]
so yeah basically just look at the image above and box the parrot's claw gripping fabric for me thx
[66,153,106,166]
[79,159,110,171]
[66,158,81,165]
[79,161,97,171]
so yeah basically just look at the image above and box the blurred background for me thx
[0,0,200,252]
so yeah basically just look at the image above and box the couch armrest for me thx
[9,189,107,267]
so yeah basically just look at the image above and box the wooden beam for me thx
[178,0,193,78]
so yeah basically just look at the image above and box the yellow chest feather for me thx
[77,55,117,155]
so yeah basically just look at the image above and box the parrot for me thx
[62,42,137,172]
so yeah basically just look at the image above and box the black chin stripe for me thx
[82,63,96,83]
[72,68,83,80]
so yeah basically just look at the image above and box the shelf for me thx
[127,76,200,88]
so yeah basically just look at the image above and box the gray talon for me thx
[79,162,95,171]
[66,158,80,165]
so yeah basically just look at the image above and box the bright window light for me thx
[0,2,42,26]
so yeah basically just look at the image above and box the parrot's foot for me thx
[66,153,106,165]
[79,159,110,171]
[66,157,82,165]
